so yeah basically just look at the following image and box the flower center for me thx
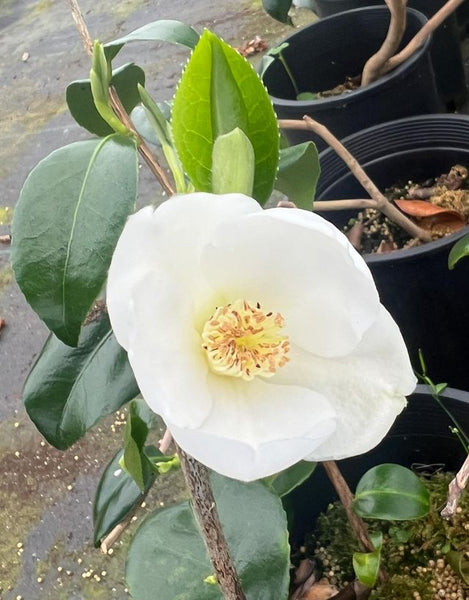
[201,299,290,381]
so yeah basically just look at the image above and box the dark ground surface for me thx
[1,1,469,599]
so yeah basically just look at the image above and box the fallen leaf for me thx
[395,198,465,219]
[302,582,338,600]
[236,36,267,57]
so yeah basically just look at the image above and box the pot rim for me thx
[264,6,432,108]
[316,113,469,264]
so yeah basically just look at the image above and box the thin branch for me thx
[361,0,407,87]
[381,0,467,76]
[67,0,175,197]
[322,461,387,584]
[158,428,173,454]
[313,199,378,211]
[178,447,247,600]
[278,117,433,243]
[109,88,175,196]
[441,453,469,519]
[67,0,93,55]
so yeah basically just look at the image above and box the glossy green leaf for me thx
[104,20,199,60]
[212,128,255,196]
[12,135,138,346]
[447,551,469,584]
[353,464,431,521]
[126,473,290,600]
[262,0,293,24]
[276,142,320,209]
[121,399,155,491]
[93,446,157,546]
[448,233,469,269]
[172,30,279,205]
[67,63,145,136]
[353,532,382,588]
[265,461,316,497]
[23,313,139,450]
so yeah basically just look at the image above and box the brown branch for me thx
[313,199,378,211]
[278,117,433,243]
[323,461,387,585]
[441,453,469,519]
[158,428,173,454]
[67,0,175,197]
[178,447,247,600]
[109,88,175,196]
[381,0,467,76]
[67,0,93,55]
[331,581,372,600]
[361,0,407,87]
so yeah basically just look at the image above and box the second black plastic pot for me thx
[312,0,466,108]
[289,385,469,545]
[263,7,439,151]
[316,114,469,390]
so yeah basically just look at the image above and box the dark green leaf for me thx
[265,461,316,497]
[172,30,279,205]
[67,63,145,136]
[353,532,382,588]
[447,551,469,584]
[93,447,156,546]
[23,313,139,450]
[353,464,430,521]
[12,135,138,346]
[126,473,290,600]
[276,142,320,210]
[449,233,469,269]
[262,0,293,24]
[104,20,199,61]
[121,399,155,491]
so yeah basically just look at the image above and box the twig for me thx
[109,88,175,196]
[322,461,386,584]
[100,515,133,554]
[313,199,379,211]
[361,0,407,87]
[331,581,372,600]
[381,0,467,76]
[67,0,175,197]
[158,428,173,453]
[441,453,469,519]
[178,447,247,600]
[278,117,433,243]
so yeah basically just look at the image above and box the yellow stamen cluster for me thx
[201,299,290,381]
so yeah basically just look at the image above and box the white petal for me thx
[107,193,262,349]
[167,375,337,481]
[201,207,380,357]
[276,305,416,461]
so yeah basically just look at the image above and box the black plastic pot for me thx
[312,0,466,109]
[290,385,469,544]
[316,114,469,390]
[263,7,439,151]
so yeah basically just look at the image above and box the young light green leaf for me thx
[353,464,431,521]
[212,128,255,196]
[104,20,199,60]
[93,447,156,547]
[262,0,293,24]
[276,142,320,210]
[23,313,139,450]
[126,473,290,600]
[90,41,129,135]
[448,233,469,269]
[138,84,188,192]
[12,135,138,346]
[121,399,155,491]
[67,63,145,136]
[172,29,279,205]
[447,551,469,584]
[353,532,382,588]
[265,461,316,497]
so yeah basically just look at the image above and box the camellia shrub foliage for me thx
[11,15,421,600]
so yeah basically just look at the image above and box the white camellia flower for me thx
[107,193,416,482]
